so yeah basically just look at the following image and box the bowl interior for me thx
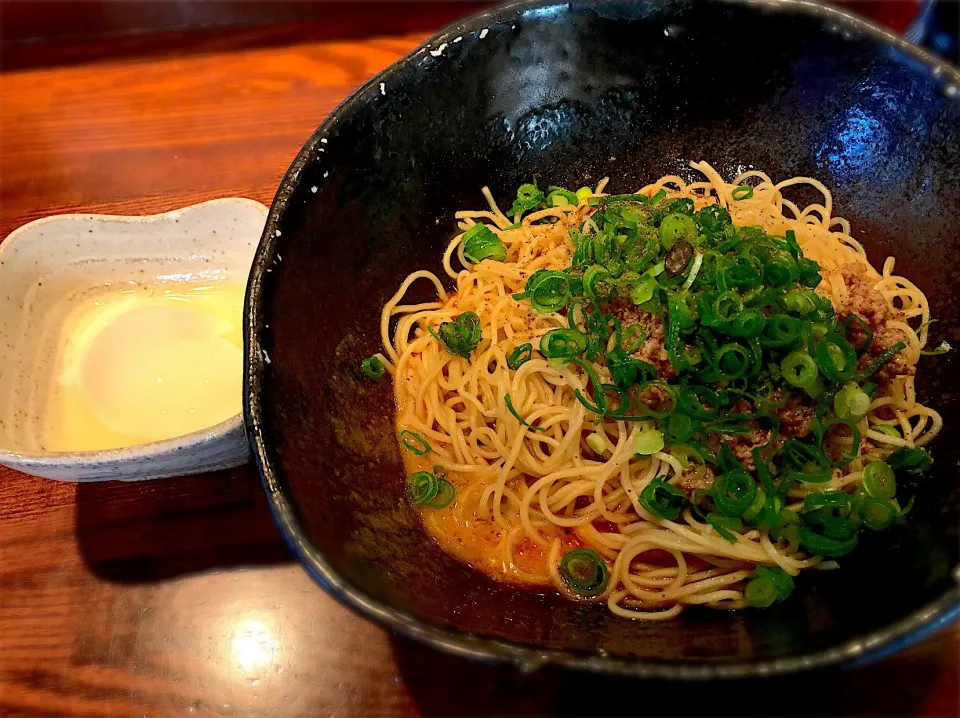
[249,0,960,669]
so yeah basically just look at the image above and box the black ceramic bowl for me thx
[245,0,960,678]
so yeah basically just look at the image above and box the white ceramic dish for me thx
[0,198,267,481]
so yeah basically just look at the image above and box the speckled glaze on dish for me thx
[246,0,960,677]
[0,198,266,481]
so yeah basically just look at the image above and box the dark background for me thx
[2,0,958,71]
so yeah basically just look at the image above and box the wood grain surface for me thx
[1,6,958,717]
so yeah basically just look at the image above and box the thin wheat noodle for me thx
[383,162,939,620]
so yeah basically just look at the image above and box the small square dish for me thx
[0,198,266,481]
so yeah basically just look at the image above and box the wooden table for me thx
[1,9,957,718]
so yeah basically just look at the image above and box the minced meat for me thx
[777,396,815,438]
[859,324,915,386]
[677,465,715,492]
[835,262,913,388]
[604,298,675,379]
[835,262,891,329]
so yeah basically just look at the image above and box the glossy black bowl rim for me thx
[244,0,960,679]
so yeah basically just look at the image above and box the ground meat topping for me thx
[859,325,915,387]
[677,466,715,492]
[777,396,816,438]
[835,262,892,329]
[604,298,675,379]
[707,427,769,472]
[834,262,914,388]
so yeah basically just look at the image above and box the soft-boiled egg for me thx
[45,281,245,451]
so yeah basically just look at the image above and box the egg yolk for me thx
[45,282,245,451]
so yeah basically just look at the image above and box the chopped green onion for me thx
[635,381,679,418]
[804,375,825,399]
[505,393,545,432]
[682,252,704,290]
[760,253,798,287]
[742,487,768,521]
[361,355,385,380]
[724,260,763,290]
[771,508,800,542]
[781,350,818,388]
[886,447,933,472]
[526,271,573,313]
[860,496,897,531]
[575,187,593,202]
[715,343,752,378]
[399,429,432,456]
[819,418,861,468]
[713,291,743,322]
[571,358,626,417]
[406,471,439,505]
[858,340,906,380]
[540,328,588,358]
[757,565,795,601]
[427,478,456,509]
[508,182,543,216]
[659,213,697,249]
[834,382,871,421]
[707,513,742,542]
[744,575,777,607]
[745,565,794,607]
[586,432,607,454]
[583,264,613,303]
[507,343,533,370]
[760,315,802,348]
[462,224,507,263]
[874,425,901,438]
[781,439,830,484]
[798,257,823,288]
[815,335,858,382]
[644,261,665,278]
[630,277,658,305]
[638,476,687,520]
[730,310,765,338]
[862,460,896,500]
[605,350,655,388]
[711,470,759,517]
[731,185,755,201]
[621,324,646,353]
[789,464,832,484]
[406,468,454,509]
[664,412,696,444]
[547,187,578,206]
[677,385,720,420]
[559,548,610,597]
[433,312,482,359]
[780,290,817,315]
[802,490,852,516]
[798,527,858,557]
[633,429,665,456]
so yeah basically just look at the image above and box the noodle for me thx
[378,162,940,619]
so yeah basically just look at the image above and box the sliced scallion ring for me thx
[559,549,610,597]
